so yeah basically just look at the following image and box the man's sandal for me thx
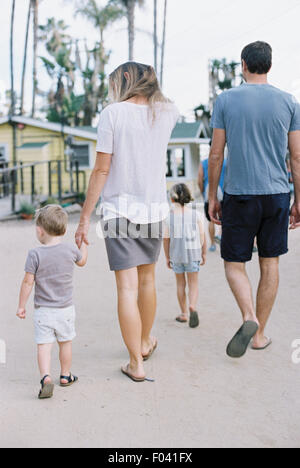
[60,373,79,387]
[38,375,54,400]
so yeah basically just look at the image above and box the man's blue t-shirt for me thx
[210,83,300,195]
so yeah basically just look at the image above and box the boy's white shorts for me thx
[34,305,76,345]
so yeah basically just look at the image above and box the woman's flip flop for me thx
[143,339,158,361]
[251,337,272,351]
[38,375,54,400]
[60,373,79,387]
[121,365,155,383]
[226,321,259,358]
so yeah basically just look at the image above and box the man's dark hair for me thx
[241,41,272,74]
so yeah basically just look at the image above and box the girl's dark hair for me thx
[170,183,193,206]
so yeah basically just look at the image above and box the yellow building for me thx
[0,116,209,200]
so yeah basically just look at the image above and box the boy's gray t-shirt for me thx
[211,83,300,195]
[25,243,82,309]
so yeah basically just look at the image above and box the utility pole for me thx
[10,0,17,166]
[160,0,167,87]
[154,0,158,73]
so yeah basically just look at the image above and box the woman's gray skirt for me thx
[103,218,163,271]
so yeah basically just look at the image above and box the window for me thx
[0,144,8,163]
[71,143,90,169]
[166,150,172,177]
[175,148,185,177]
[166,147,186,178]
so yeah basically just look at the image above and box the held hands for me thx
[289,202,300,230]
[75,219,90,248]
[209,199,222,226]
[17,308,26,320]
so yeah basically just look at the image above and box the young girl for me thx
[164,184,207,328]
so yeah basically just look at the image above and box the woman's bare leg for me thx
[115,267,145,379]
[137,264,157,357]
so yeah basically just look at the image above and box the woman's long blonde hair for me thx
[109,62,170,120]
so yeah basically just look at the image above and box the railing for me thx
[0,160,86,215]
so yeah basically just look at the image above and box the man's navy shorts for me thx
[221,193,290,263]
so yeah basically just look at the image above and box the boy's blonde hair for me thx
[36,205,68,236]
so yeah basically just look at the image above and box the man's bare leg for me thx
[224,261,259,324]
[252,257,279,348]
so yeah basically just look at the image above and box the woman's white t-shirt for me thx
[96,101,179,224]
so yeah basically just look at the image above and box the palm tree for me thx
[31,0,39,117]
[72,0,124,110]
[10,0,16,117]
[20,0,31,115]
[160,0,167,87]
[112,0,145,61]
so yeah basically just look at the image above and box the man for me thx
[209,41,300,358]
[198,145,226,252]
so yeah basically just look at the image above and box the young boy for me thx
[17,205,88,400]
[164,184,207,328]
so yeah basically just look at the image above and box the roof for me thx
[171,122,202,140]
[19,142,49,149]
[0,116,209,143]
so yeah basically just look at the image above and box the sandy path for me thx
[0,215,299,448]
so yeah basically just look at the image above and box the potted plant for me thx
[19,202,36,220]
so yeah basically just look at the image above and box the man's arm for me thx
[198,162,204,195]
[208,129,226,225]
[289,130,300,229]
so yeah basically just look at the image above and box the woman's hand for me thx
[75,219,90,249]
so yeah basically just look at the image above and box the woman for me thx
[75,62,179,382]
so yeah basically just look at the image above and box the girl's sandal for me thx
[176,315,188,323]
[38,375,54,400]
[60,373,79,387]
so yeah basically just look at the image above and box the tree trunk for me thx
[31,0,38,118]
[153,0,158,73]
[160,0,167,87]
[10,0,16,117]
[20,0,31,115]
[127,0,135,61]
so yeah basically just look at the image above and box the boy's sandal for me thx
[38,375,54,400]
[143,338,158,361]
[176,315,188,323]
[60,373,79,387]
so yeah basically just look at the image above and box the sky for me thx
[1,0,300,120]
